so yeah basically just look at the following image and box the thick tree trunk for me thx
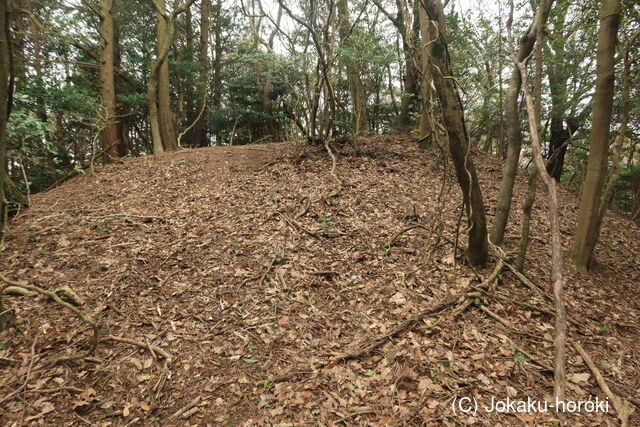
[423,0,488,267]
[570,0,621,271]
[147,0,195,153]
[337,0,369,135]
[99,0,119,162]
[193,0,210,147]
[489,0,553,246]
[156,0,178,151]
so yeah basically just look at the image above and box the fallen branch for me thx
[497,292,582,329]
[0,273,98,365]
[104,336,172,361]
[333,296,459,363]
[573,342,630,426]
[335,260,503,363]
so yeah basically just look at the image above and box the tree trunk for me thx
[489,0,553,246]
[337,0,369,135]
[156,0,178,151]
[193,0,210,147]
[417,1,433,143]
[570,0,621,271]
[0,0,9,250]
[99,0,119,162]
[422,0,488,267]
[147,0,195,153]
[597,30,638,221]
[397,1,420,130]
[212,0,223,144]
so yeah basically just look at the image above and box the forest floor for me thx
[0,136,639,426]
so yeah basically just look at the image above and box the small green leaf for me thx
[439,359,451,367]
[262,380,269,389]
[514,353,526,364]
[247,344,258,350]
[364,369,374,377]
[346,383,355,391]
[243,358,258,364]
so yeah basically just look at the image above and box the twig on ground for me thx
[258,253,279,287]
[104,336,172,361]
[278,211,322,239]
[0,335,38,405]
[334,410,373,424]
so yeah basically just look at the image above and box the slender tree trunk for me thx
[99,0,119,162]
[156,0,178,151]
[507,0,566,400]
[0,0,9,251]
[212,0,223,144]
[489,0,553,246]
[571,0,621,271]
[337,0,369,135]
[423,0,488,267]
[113,21,128,157]
[545,16,569,182]
[193,0,210,147]
[591,30,638,259]
[397,2,419,130]
[516,15,544,273]
[417,1,433,143]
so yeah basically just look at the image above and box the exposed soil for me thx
[1,137,638,426]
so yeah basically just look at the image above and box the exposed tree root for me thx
[323,139,343,198]
[278,211,322,239]
[0,273,99,365]
[385,224,430,253]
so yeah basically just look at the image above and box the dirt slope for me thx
[1,137,639,426]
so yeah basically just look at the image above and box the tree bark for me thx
[372,0,419,130]
[147,0,195,154]
[337,0,369,135]
[597,30,638,221]
[570,0,621,271]
[417,1,433,142]
[0,0,9,250]
[508,0,566,400]
[156,0,178,151]
[212,0,222,144]
[193,0,210,147]
[99,0,119,162]
[489,0,553,246]
[422,0,488,267]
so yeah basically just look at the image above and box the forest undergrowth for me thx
[0,136,638,425]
